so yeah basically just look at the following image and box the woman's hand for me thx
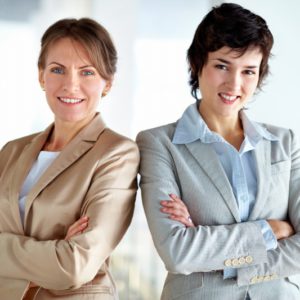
[267,220,295,240]
[160,194,195,227]
[64,216,89,240]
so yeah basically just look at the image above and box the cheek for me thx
[245,78,259,94]
[203,68,223,85]
[44,76,61,91]
[84,80,106,95]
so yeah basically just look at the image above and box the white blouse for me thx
[19,151,60,224]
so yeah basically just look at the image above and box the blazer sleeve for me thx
[137,130,268,275]
[237,129,300,286]
[0,139,139,290]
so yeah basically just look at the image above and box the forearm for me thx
[237,231,300,286]
[0,233,99,290]
[149,219,268,274]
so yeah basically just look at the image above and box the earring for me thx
[102,90,108,97]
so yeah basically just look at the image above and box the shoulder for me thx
[96,127,139,160]
[257,122,299,159]
[0,132,41,176]
[258,122,296,146]
[1,132,40,153]
[136,122,177,145]
[259,122,291,138]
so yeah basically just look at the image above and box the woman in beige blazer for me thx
[137,3,300,300]
[0,18,139,299]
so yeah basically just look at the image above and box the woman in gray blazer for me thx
[137,3,300,300]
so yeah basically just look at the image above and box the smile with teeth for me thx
[58,97,84,104]
[219,93,239,102]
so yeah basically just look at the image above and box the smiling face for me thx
[39,37,111,126]
[198,46,262,124]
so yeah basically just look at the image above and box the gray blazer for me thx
[137,121,300,300]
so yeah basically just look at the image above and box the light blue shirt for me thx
[172,101,278,278]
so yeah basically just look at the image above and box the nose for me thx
[225,71,242,91]
[62,71,80,93]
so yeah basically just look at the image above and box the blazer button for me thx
[264,275,271,281]
[257,276,264,282]
[224,259,232,267]
[238,257,246,265]
[270,274,278,280]
[245,255,253,264]
[232,258,239,266]
[250,276,258,284]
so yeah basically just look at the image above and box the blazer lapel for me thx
[11,114,105,228]
[185,141,240,222]
[23,114,106,221]
[248,139,271,219]
[9,126,53,232]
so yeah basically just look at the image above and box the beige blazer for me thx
[137,121,300,300]
[0,114,139,300]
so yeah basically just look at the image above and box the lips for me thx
[219,93,240,103]
[58,97,84,104]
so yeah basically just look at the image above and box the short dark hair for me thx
[187,3,274,100]
[38,18,117,81]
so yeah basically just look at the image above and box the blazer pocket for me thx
[271,160,291,175]
[162,272,203,300]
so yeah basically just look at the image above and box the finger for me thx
[160,206,186,217]
[65,222,88,240]
[65,216,89,240]
[169,194,183,202]
[160,200,184,209]
[169,215,195,227]
[67,216,88,233]
[70,221,88,236]
[161,199,188,212]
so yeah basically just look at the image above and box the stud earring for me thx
[102,90,108,97]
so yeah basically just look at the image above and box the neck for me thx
[43,114,95,151]
[199,105,244,150]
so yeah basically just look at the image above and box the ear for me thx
[102,79,113,97]
[38,69,45,90]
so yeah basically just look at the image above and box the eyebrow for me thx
[48,62,95,69]
[214,58,259,69]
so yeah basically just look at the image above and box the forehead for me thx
[45,37,91,64]
[208,46,263,65]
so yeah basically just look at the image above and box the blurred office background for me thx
[0,0,299,299]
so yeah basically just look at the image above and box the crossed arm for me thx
[0,140,139,291]
[28,216,89,289]
[161,194,294,240]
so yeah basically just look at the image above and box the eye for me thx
[215,64,228,71]
[82,70,95,76]
[243,69,256,75]
[50,67,64,74]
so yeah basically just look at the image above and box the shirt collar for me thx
[172,100,279,147]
